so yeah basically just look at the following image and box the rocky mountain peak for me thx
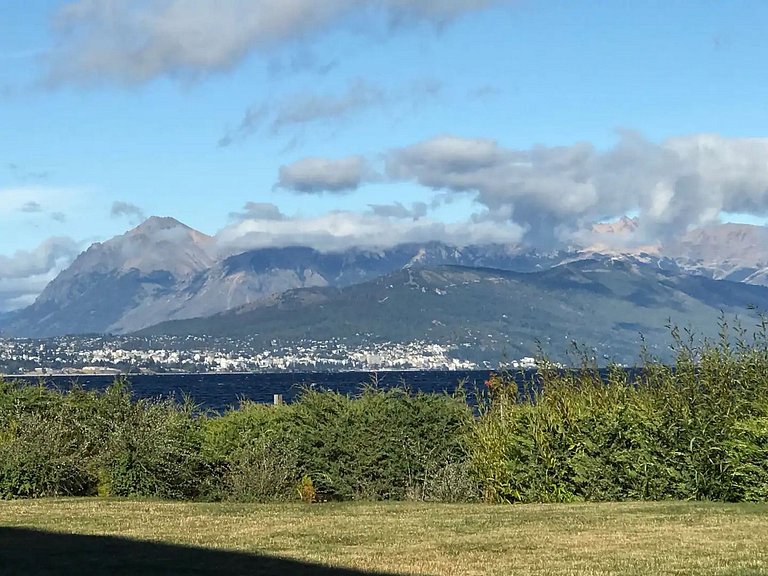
[666,223,768,268]
[127,216,189,234]
[591,215,640,235]
[10,218,768,338]
[79,216,216,277]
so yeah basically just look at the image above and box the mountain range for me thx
[137,259,768,363]
[0,217,568,337]
[4,215,768,362]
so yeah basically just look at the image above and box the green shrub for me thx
[96,394,205,500]
[4,319,768,505]
[211,428,299,502]
[0,379,109,498]
[470,323,768,503]
[407,460,480,502]
[201,386,474,502]
[724,416,768,501]
[0,409,96,498]
[289,387,473,500]
[201,401,298,501]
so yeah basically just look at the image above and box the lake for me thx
[3,370,497,412]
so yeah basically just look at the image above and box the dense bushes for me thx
[0,380,208,499]
[0,379,476,502]
[3,324,768,503]
[0,382,97,498]
[198,386,475,501]
[95,388,206,499]
[471,325,768,503]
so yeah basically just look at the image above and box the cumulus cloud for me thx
[0,237,80,280]
[386,132,768,248]
[0,237,81,311]
[277,156,372,194]
[216,209,524,254]
[46,0,509,86]
[219,80,385,146]
[110,200,146,222]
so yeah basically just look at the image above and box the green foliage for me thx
[297,475,316,503]
[291,386,473,500]
[725,417,768,501]
[4,318,768,504]
[201,402,299,502]
[0,378,206,500]
[470,318,768,503]
[0,380,100,498]
[201,386,475,502]
[95,395,205,500]
[0,409,96,499]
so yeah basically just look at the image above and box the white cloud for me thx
[111,200,146,223]
[277,156,373,193]
[216,209,524,253]
[220,80,385,146]
[368,201,428,219]
[229,202,287,221]
[47,0,511,86]
[0,237,82,311]
[387,132,768,247]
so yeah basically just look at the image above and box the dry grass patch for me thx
[1,499,767,575]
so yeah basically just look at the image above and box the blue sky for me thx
[2,1,768,310]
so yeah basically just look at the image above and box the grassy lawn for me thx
[1,499,767,575]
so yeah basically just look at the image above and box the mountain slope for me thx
[152,241,567,322]
[666,223,768,285]
[3,229,565,336]
[139,260,768,363]
[4,217,216,336]
[10,216,768,339]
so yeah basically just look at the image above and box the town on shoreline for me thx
[0,334,540,376]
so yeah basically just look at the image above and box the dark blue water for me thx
[4,371,496,412]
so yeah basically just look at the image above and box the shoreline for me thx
[0,367,496,378]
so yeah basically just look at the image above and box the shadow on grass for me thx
[0,527,402,576]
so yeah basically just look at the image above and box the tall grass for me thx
[470,317,768,503]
